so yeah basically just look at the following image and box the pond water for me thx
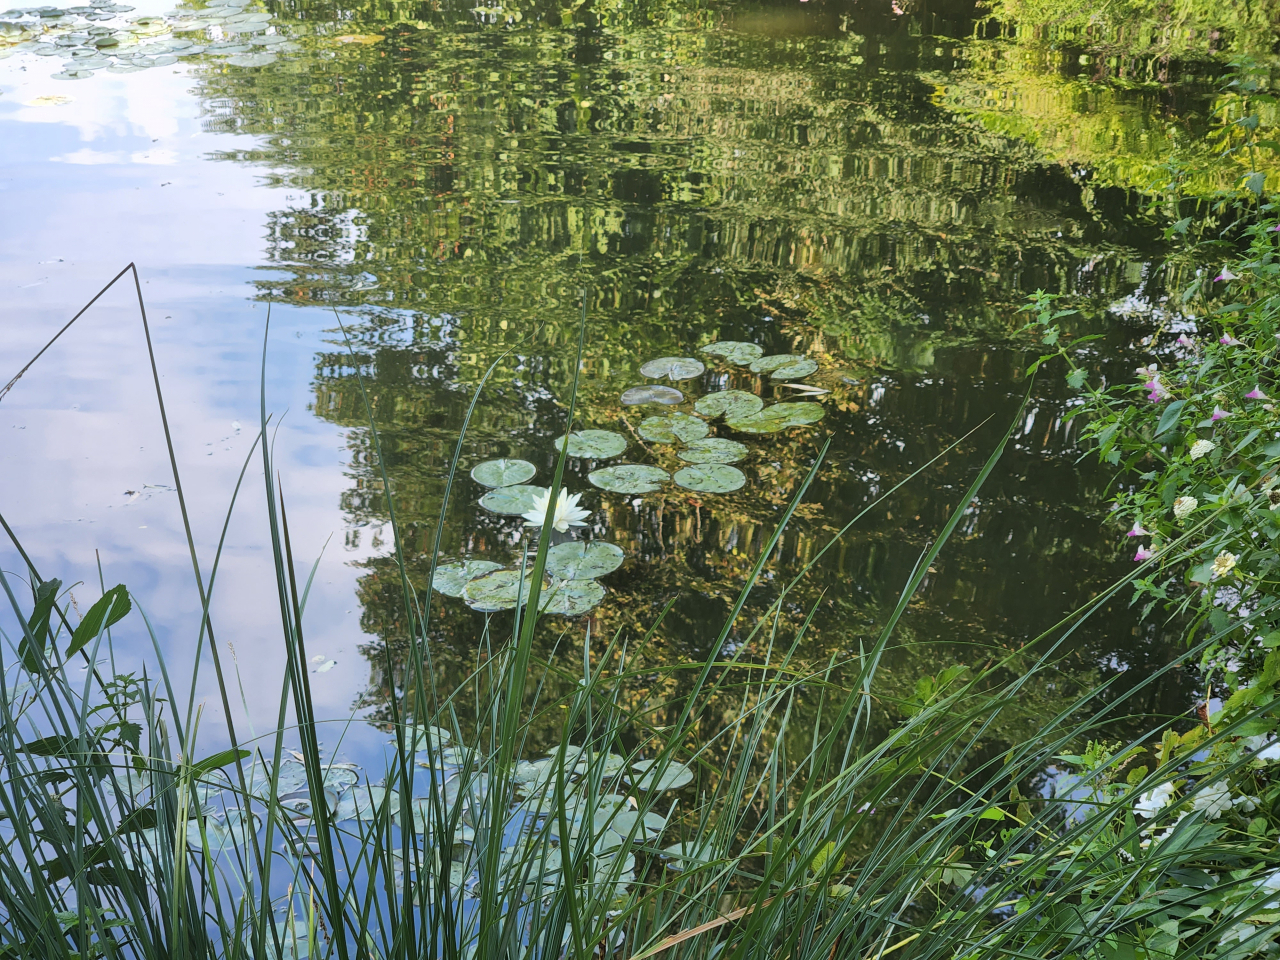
[0,0,1219,758]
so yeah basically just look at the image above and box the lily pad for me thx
[540,579,606,617]
[552,429,627,459]
[673,464,746,493]
[409,725,452,750]
[621,385,684,406]
[610,809,669,841]
[632,759,694,791]
[770,358,819,380]
[639,413,708,444]
[677,438,748,465]
[334,785,396,822]
[432,560,503,598]
[478,484,546,516]
[694,389,763,420]
[463,570,537,611]
[662,840,714,870]
[700,341,764,365]
[471,458,536,488]
[639,356,705,381]
[588,464,669,494]
[545,541,624,579]
[749,354,807,374]
[726,402,825,434]
[226,51,275,66]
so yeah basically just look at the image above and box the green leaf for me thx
[463,570,538,612]
[545,541,625,579]
[1155,400,1186,438]
[478,484,546,516]
[539,578,606,616]
[639,357,704,381]
[588,464,669,494]
[673,464,746,494]
[22,735,80,758]
[694,390,763,420]
[978,807,1006,821]
[66,585,131,658]
[677,437,749,464]
[20,578,61,672]
[809,840,846,876]
[431,561,504,598]
[470,458,536,488]
[1246,171,1267,196]
[1066,368,1087,389]
[699,341,763,365]
[620,385,683,406]
[188,748,250,779]
[639,413,708,444]
[552,430,628,459]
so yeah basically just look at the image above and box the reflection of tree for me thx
[190,0,1195,735]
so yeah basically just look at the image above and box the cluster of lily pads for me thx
[0,0,293,78]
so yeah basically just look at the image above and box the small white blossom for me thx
[522,488,591,533]
[1212,551,1238,579]
[1134,781,1176,818]
[1173,496,1198,520]
[1189,439,1216,460]
[1190,780,1232,819]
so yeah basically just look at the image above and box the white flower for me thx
[522,488,591,533]
[1134,781,1176,818]
[1246,736,1280,762]
[1190,780,1232,819]
[1173,496,1198,520]
[1189,439,1216,461]
[1212,551,1238,579]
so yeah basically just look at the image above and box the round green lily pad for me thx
[621,385,684,406]
[748,354,807,374]
[726,402,825,434]
[546,541,625,579]
[471,458,536,488]
[662,840,713,869]
[432,560,504,597]
[770,358,819,380]
[700,341,764,365]
[541,579,606,617]
[631,759,694,791]
[553,429,627,459]
[639,413,709,445]
[677,438,748,465]
[463,570,538,612]
[694,389,764,420]
[609,809,669,840]
[478,484,546,516]
[673,464,745,493]
[639,357,705,381]
[589,465,669,494]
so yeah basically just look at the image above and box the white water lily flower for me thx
[1173,496,1198,521]
[1212,551,1238,579]
[523,488,591,533]
[1134,781,1175,818]
[1189,439,1216,461]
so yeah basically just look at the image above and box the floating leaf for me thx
[610,809,669,840]
[694,389,763,420]
[673,464,745,494]
[621,385,683,406]
[678,438,748,465]
[463,570,537,611]
[471,458,536,488]
[432,561,503,597]
[639,357,705,381]
[639,413,708,444]
[546,541,624,579]
[588,465,669,494]
[334,785,396,822]
[541,579,606,617]
[662,840,713,870]
[478,484,546,516]
[410,725,452,750]
[700,341,764,365]
[727,402,825,434]
[749,354,807,374]
[770,358,819,380]
[631,759,694,790]
[553,429,627,459]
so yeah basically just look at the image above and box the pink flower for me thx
[1127,523,1148,537]
[1212,406,1231,421]
[1221,335,1244,346]
[1134,545,1156,561]
[1247,387,1269,400]
[1177,334,1196,347]
[1216,267,1239,282]
[1146,379,1170,401]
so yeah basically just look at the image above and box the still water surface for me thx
[0,0,1216,753]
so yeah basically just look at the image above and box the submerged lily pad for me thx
[639,356,705,381]
[700,341,764,365]
[471,458,536,488]
[694,389,764,420]
[726,402,825,434]
[631,759,694,791]
[553,429,627,459]
[621,385,684,406]
[677,438,748,465]
[673,464,745,494]
[463,570,537,611]
[433,561,504,597]
[478,484,546,516]
[639,413,708,445]
[541,579,606,617]
[588,464,669,494]
[769,358,819,380]
[749,354,807,375]
[546,541,624,579]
